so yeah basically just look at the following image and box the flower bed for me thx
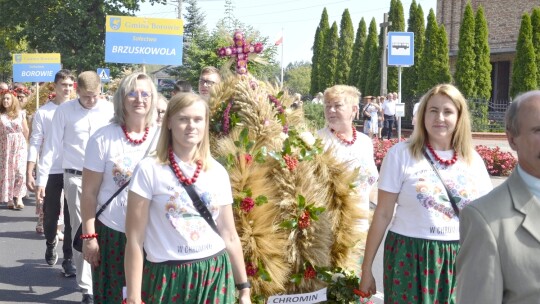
[372,139,517,176]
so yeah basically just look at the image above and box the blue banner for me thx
[105,16,183,65]
[13,63,61,82]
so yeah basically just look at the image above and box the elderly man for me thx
[457,90,540,303]
[197,66,221,101]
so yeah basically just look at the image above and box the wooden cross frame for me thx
[217,31,264,75]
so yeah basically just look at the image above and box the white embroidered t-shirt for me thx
[379,141,492,241]
[129,156,232,263]
[83,124,159,233]
[317,127,378,231]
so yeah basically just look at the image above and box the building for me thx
[437,0,539,103]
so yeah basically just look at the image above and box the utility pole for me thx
[379,13,392,96]
[177,0,183,19]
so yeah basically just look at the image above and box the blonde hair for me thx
[409,84,474,163]
[77,71,101,91]
[111,72,157,126]
[323,85,361,106]
[155,93,212,170]
[0,91,20,119]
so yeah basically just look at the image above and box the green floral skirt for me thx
[141,250,235,304]
[383,231,459,304]
[93,222,127,303]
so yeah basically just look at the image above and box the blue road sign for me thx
[388,32,415,66]
[97,68,111,83]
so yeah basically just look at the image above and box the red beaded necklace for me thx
[122,125,149,145]
[330,126,357,145]
[426,142,458,166]
[168,147,202,186]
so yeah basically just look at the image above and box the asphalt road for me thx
[0,194,81,304]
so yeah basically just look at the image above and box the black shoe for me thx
[62,259,76,277]
[45,235,59,266]
[81,294,94,304]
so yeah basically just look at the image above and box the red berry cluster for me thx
[246,262,258,277]
[303,265,316,279]
[283,154,298,171]
[244,153,253,166]
[241,197,255,213]
[298,210,311,229]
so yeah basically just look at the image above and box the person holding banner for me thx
[0,89,28,209]
[80,72,159,303]
[358,84,492,303]
[124,93,251,304]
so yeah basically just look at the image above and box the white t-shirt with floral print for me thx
[84,123,159,233]
[379,141,492,241]
[129,156,231,263]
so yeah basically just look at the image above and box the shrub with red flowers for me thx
[475,145,517,176]
[372,139,517,177]
[234,188,267,213]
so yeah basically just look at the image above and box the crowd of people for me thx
[2,62,540,304]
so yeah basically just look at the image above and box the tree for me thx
[474,6,492,100]
[365,31,382,95]
[511,13,537,98]
[320,22,339,90]
[387,0,405,92]
[349,18,367,87]
[284,61,312,97]
[310,8,329,95]
[0,0,167,74]
[418,9,451,94]
[531,7,540,86]
[0,28,27,82]
[183,0,207,42]
[335,9,355,84]
[359,18,378,93]
[402,1,425,98]
[454,2,477,98]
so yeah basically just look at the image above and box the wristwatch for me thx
[235,281,251,290]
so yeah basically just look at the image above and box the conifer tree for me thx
[474,6,492,100]
[418,9,438,94]
[531,7,540,86]
[359,18,378,93]
[454,2,476,98]
[366,32,382,95]
[320,22,339,90]
[435,25,452,85]
[183,0,207,41]
[387,0,406,92]
[402,1,425,98]
[349,18,367,87]
[335,9,355,84]
[511,13,537,98]
[310,8,329,95]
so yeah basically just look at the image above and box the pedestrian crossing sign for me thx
[97,68,111,83]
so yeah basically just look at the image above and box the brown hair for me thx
[0,90,21,119]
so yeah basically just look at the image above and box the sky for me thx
[137,0,437,66]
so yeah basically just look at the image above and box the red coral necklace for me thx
[168,147,202,185]
[426,142,458,166]
[330,126,357,145]
[122,125,149,145]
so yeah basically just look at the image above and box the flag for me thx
[274,34,283,46]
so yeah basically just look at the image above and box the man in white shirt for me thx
[27,69,75,273]
[382,93,397,139]
[36,71,113,304]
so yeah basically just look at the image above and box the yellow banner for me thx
[106,15,183,35]
[13,53,61,64]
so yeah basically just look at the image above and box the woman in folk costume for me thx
[80,72,160,303]
[124,93,251,304]
[359,84,492,303]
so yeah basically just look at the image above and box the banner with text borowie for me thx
[105,15,183,65]
[12,53,61,82]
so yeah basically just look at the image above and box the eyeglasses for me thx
[157,110,166,116]
[198,79,216,87]
[127,91,151,99]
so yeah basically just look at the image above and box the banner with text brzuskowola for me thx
[12,53,61,82]
[105,15,183,65]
